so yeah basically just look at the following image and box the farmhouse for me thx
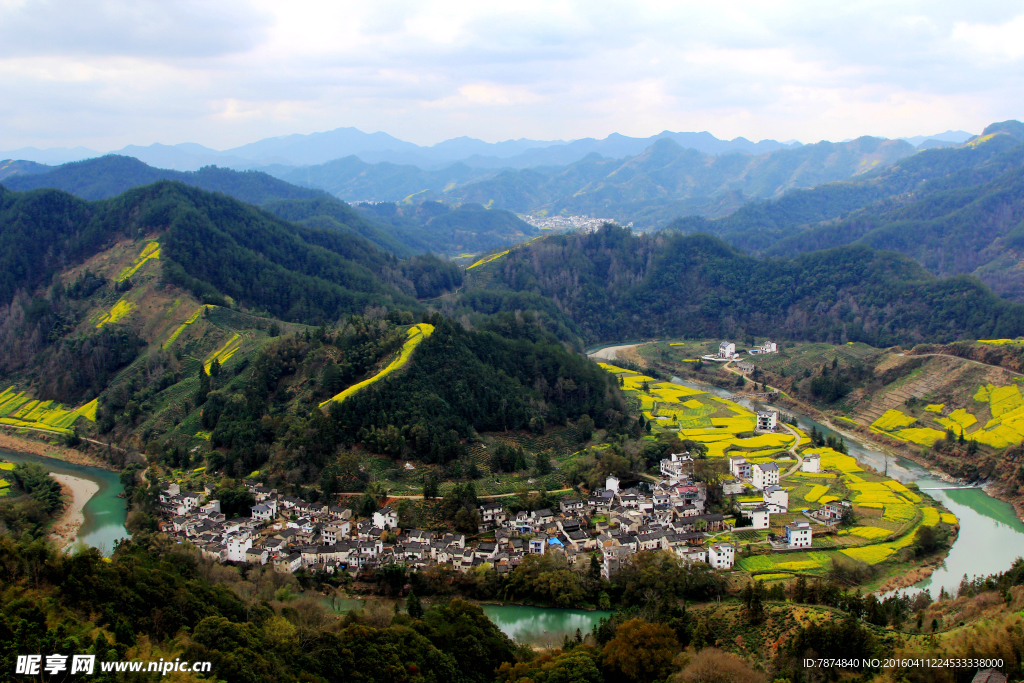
[783,521,813,548]
[756,410,778,431]
[718,341,737,359]
[752,462,780,490]
[801,453,821,473]
[737,361,754,373]
[660,452,694,481]
[763,485,789,512]
[708,543,735,569]
[750,506,770,529]
[729,456,752,479]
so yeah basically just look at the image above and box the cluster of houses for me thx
[156,450,749,580]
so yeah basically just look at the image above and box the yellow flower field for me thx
[940,512,958,525]
[882,503,918,522]
[116,241,161,281]
[96,299,135,328]
[320,323,434,407]
[204,332,242,372]
[921,507,940,526]
[162,305,214,349]
[871,409,916,431]
[467,250,510,269]
[841,545,894,564]
[805,484,829,502]
[924,404,944,413]
[894,427,946,446]
[849,526,892,540]
[0,387,97,434]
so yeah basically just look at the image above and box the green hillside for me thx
[1,155,411,256]
[461,224,1024,345]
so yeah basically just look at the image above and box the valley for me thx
[2,125,1024,683]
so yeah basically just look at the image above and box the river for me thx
[672,377,1024,597]
[326,597,612,646]
[0,447,129,554]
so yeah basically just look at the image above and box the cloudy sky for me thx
[1,0,1022,151]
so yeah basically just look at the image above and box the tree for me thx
[577,414,595,440]
[423,471,440,499]
[406,589,424,619]
[602,618,678,683]
[674,647,766,683]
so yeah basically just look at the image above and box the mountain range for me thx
[667,120,1024,301]
[1,125,972,173]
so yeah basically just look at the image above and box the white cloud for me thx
[0,0,1021,151]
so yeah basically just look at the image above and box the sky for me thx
[1,0,1022,151]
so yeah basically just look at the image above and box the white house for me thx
[675,546,708,565]
[729,456,752,479]
[756,411,777,431]
[763,485,789,512]
[373,506,399,530]
[784,521,813,548]
[708,543,735,569]
[801,453,821,473]
[761,341,777,354]
[250,504,275,522]
[606,476,620,494]
[660,452,694,481]
[752,462,780,490]
[529,534,547,555]
[750,506,770,529]
[321,522,350,545]
[225,533,253,562]
[718,341,737,359]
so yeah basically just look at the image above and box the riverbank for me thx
[0,429,112,470]
[50,473,100,549]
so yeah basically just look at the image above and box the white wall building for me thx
[761,341,777,354]
[708,543,735,569]
[784,521,813,548]
[606,476,620,494]
[750,506,770,529]
[763,485,789,512]
[718,341,737,359]
[373,506,399,530]
[225,533,253,562]
[756,411,777,431]
[752,462,780,490]
[801,453,821,473]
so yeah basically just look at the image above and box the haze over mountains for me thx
[2,125,973,173]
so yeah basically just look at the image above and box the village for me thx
[156,410,849,581]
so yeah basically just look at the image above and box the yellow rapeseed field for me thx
[320,323,434,407]
[95,299,135,328]
[871,409,917,431]
[116,241,161,281]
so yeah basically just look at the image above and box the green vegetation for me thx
[465,224,1024,346]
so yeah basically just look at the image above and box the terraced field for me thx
[0,387,97,434]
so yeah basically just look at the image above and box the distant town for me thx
[521,214,632,232]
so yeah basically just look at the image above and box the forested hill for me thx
[462,225,1024,346]
[666,130,1024,254]
[0,181,462,322]
[0,155,411,256]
